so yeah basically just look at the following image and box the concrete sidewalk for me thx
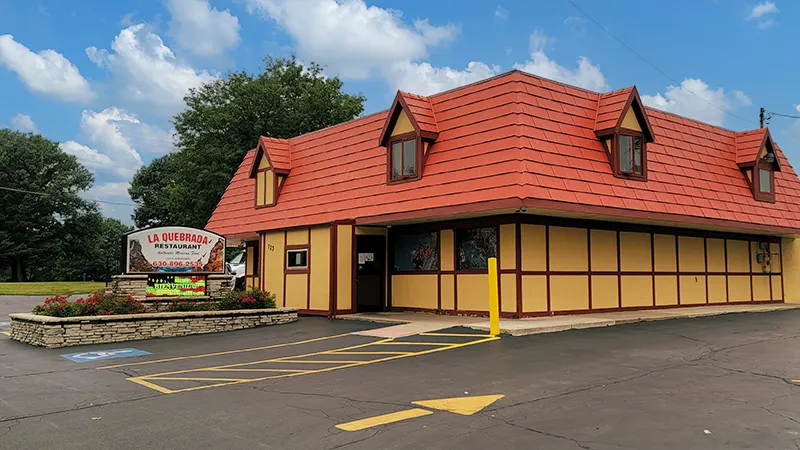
[340,303,800,336]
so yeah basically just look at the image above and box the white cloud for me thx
[0,34,94,102]
[11,113,38,133]
[794,104,800,113]
[514,51,607,92]
[641,78,749,127]
[528,29,552,52]
[748,1,778,19]
[386,61,501,96]
[82,181,134,224]
[60,107,174,179]
[747,1,778,28]
[245,0,459,79]
[167,0,241,57]
[495,5,508,20]
[86,24,216,115]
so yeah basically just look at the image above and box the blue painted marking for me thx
[0,322,9,327]
[60,348,151,363]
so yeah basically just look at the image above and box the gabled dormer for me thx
[249,136,291,208]
[595,86,655,181]
[736,128,780,203]
[378,91,439,184]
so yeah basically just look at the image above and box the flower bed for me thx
[12,289,294,348]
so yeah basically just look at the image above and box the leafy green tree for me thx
[0,130,95,281]
[130,56,366,229]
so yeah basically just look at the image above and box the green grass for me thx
[0,281,107,296]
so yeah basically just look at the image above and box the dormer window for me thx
[618,134,644,176]
[754,153,776,202]
[736,128,779,203]
[390,136,417,180]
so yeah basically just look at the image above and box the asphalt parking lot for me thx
[2,296,800,449]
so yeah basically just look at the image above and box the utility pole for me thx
[759,107,765,128]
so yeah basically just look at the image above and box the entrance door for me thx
[356,235,386,313]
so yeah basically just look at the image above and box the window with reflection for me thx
[392,232,439,271]
[456,227,497,270]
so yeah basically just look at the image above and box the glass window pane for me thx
[633,136,643,174]
[619,135,633,173]
[403,139,416,176]
[392,232,439,271]
[457,227,498,270]
[287,249,308,268]
[759,169,772,193]
[391,142,402,179]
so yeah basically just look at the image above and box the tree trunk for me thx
[11,258,18,282]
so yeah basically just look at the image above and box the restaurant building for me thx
[207,70,800,318]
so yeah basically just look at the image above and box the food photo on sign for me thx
[124,227,226,274]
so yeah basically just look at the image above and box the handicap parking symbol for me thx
[60,348,151,363]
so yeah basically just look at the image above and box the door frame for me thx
[354,232,388,313]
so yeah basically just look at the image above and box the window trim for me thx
[609,130,647,180]
[285,245,309,273]
[386,131,422,184]
[753,159,776,203]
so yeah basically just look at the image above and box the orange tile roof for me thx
[399,91,439,136]
[258,136,291,173]
[208,70,800,237]
[595,87,633,132]
[734,128,768,167]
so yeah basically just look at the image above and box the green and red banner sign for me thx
[146,275,207,297]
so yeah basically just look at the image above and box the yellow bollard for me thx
[487,257,500,336]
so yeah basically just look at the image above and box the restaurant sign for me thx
[125,226,226,274]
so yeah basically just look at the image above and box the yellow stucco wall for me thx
[500,224,516,270]
[391,110,414,136]
[264,231,285,305]
[245,245,256,290]
[258,153,269,169]
[255,171,266,205]
[620,232,651,272]
[772,276,783,300]
[728,276,751,302]
[706,239,725,272]
[522,275,547,312]
[285,273,308,309]
[309,227,330,311]
[286,229,308,245]
[727,240,750,272]
[771,242,782,272]
[457,274,489,311]
[592,276,618,309]
[655,276,678,306]
[521,224,546,271]
[782,238,798,302]
[621,107,642,131]
[679,275,706,304]
[678,237,705,272]
[392,274,437,308]
[265,170,275,205]
[653,234,676,272]
[550,275,588,311]
[549,226,587,271]
[621,275,652,307]
[440,274,455,310]
[336,224,353,310]
[708,276,727,303]
[441,229,454,271]
[753,275,771,301]
[590,230,617,271]
[501,273,516,313]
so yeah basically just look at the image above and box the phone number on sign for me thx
[150,261,200,267]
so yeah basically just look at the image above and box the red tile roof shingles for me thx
[208,70,800,237]
[399,91,439,136]
[594,87,632,132]
[734,128,768,167]
[258,136,291,173]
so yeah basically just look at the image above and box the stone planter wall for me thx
[9,308,298,348]
[106,273,235,301]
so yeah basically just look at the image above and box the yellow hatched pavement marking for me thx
[335,409,432,431]
[126,334,499,394]
[97,333,351,370]
[420,332,494,338]
[375,342,453,346]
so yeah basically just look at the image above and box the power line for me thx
[565,0,759,127]
[769,112,800,120]
[0,185,136,207]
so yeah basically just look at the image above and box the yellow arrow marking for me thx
[335,408,432,431]
[0,331,9,336]
[412,394,505,416]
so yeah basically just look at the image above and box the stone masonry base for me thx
[9,308,298,348]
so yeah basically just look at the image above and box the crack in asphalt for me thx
[326,429,381,449]
[0,393,160,424]
[490,412,596,450]
[0,366,96,380]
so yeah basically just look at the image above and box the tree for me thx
[0,130,95,281]
[129,56,366,229]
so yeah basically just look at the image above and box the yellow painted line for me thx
[145,377,247,382]
[419,332,493,337]
[335,408,432,431]
[328,351,412,355]
[0,331,9,336]
[376,342,453,346]
[205,368,311,373]
[792,380,800,383]
[97,332,352,370]
[263,360,367,364]
[412,394,505,416]
[129,335,500,395]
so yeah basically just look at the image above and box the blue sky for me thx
[1,0,798,224]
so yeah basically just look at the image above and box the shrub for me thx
[32,292,148,317]
[166,299,217,312]
[217,288,276,310]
